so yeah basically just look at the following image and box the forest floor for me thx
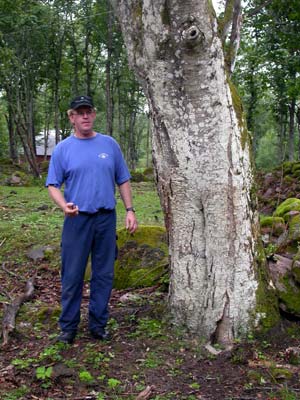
[1,164,300,400]
[1,265,300,400]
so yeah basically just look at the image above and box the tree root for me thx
[1,278,35,346]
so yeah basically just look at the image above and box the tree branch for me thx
[2,278,35,346]
[246,0,273,17]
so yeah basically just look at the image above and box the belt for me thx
[79,208,114,216]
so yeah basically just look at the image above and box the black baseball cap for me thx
[70,95,94,110]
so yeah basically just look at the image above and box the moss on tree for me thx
[253,240,281,332]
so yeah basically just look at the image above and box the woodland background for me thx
[0,0,299,174]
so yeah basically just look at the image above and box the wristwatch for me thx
[126,207,136,212]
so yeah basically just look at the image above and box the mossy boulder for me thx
[130,170,146,182]
[291,251,300,284]
[292,170,300,179]
[260,216,285,236]
[292,162,300,174]
[278,276,300,317]
[288,214,300,242]
[267,254,300,318]
[283,175,295,184]
[5,170,35,187]
[282,161,293,175]
[273,198,300,219]
[130,168,154,183]
[114,225,168,289]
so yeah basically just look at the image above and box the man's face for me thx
[69,106,96,137]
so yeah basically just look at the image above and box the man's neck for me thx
[74,130,96,139]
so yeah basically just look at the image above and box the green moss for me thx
[270,367,293,381]
[247,370,266,384]
[260,216,285,235]
[161,0,171,26]
[217,0,234,38]
[288,214,300,241]
[283,175,295,184]
[291,264,300,284]
[292,163,300,173]
[253,240,280,331]
[114,225,168,290]
[282,161,293,175]
[27,304,60,327]
[278,275,300,315]
[227,78,249,151]
[130,169,153,183]
[260,216,284,227]
[274,198,300,218]
[133,0,143,21]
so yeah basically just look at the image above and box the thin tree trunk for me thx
[13,86,40,177]
[146,117,150,168]
[297,107,300,161]
[279,107,287,163]
[246,62,257,153]
[5,99,18,162]
[288,97,296,161]
[128,106,137,170]
[106,0,114,136]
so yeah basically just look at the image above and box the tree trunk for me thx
[128,105,137,170]
[278,105,287,163]
[146,117,150,168]
[246,61,257,153]
[113,0,269,344]
[6,99,18,162]
[297,107,300,161]
[105,0,114,136]
[288,97,296,161]
[13,85,40,178]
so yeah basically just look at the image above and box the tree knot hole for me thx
[181,25,204,48]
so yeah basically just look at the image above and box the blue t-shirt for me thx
[46,133,131,213]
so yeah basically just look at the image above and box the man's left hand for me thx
[126,211,138,234]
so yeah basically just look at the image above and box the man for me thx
[46,95,138,344]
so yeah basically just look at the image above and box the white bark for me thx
[113,0,259,343]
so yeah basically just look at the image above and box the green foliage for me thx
[2,386,29,400]
[0,0,149,169]
[129,317,165,339]
[107,377,121,389]
[255,130,281,170]
[11,358,36,370]
[38,344,64,362]
[234,0,300,167]
[79,370,94,384]
[36,366,53,380]
[143,351,164,368]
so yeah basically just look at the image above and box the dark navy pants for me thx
[59,209,116,333]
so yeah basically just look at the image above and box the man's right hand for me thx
[64,202,79,217]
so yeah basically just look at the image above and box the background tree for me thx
[0,0,51,176]
[0,0,148,172]
[233,0,300,167]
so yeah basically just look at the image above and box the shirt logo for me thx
[98,153,109,159]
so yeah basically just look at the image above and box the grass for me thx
[0,181,163,264]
